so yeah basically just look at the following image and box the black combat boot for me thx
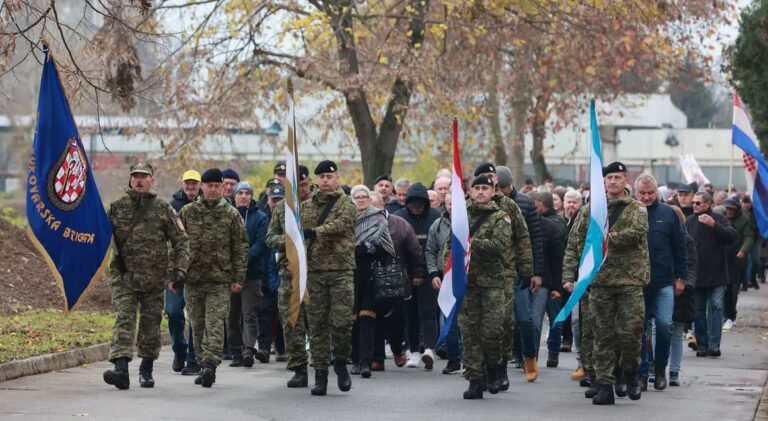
[242,349,255,368]
[653,365,667,390]
[311,369,328,396]
[172,353,185,373]
[498,363,510,392]
[334,360,352,392]
[200,363,216,388]
[613,368,628,397]
[626,370,642,400]
[287,366,308,388]
[138,358,155,388]
[463,379,484,400]
[584,382,599,399]
[103,357,130,390]
[486,365,501,394]
[592,384,615,405]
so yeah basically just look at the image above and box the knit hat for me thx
[222,168,240,182]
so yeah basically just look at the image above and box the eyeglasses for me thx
[353,196,370,201]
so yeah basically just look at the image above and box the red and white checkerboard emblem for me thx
[743,153,757,175]
[47,138,88,210]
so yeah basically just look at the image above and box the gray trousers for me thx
[241,278,263,352]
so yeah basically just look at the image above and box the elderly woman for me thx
[349,185,395,379]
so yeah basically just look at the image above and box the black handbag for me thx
[371,254,411,302]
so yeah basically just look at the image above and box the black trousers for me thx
[405,284,439,352]
[258,288,284,353]
[373,302,406,362]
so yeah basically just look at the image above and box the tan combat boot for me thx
[524,357,538,382]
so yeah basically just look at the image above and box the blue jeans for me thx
[639,285,674,374]
[513,279,537,358]
[165,287,196,363]
[530,287,563,358]
[669,322,685,373]
[694,286,725,352]
[445,316,462,361]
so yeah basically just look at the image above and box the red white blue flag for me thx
[732,94,768,237]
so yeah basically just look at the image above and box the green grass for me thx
[0,310,115,363]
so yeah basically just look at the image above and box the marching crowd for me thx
[101,159,765,404]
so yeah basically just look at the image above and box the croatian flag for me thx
[555,100,609,323]
[436,119,469,347]
[732,94,768,237]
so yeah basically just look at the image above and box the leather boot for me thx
[523,357,538,382]
[626,370,642,400]
[463,379,484,400]
[498,362,510,392]
[334,360,352,392]
[584,382,599,398]
[486,365,500,394]
[613,367,628,397]
[200,363,216,388]
[138,358,155,388]
[311,369,328,396]
[653,365,667,390]
[172,353,185,373]
[592,384,615,405]
[287,365,308,388]
[103,358,130,390]
[242,349,255,368]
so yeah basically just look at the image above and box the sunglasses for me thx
[692,201,705,205]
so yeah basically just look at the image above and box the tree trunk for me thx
[508,97,527,187]
[530,93,552,183]
[487,58,507,165]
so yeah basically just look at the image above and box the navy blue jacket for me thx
[394,183,441,252]
[646,200,688,288]
[236,200,268,281]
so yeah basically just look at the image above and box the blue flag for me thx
[25,53,113,311]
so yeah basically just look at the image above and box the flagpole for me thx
[728,145,734,196]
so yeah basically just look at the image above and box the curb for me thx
[0,332,171,383]
[757,375,768,421]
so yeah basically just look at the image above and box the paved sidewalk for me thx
[0,286,766,421]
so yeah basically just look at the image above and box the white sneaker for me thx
[421,349,435,370]
[406,352,421,368]
[722,319,734,331]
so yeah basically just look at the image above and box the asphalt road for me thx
[1,286,767,421]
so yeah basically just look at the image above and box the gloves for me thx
[519,276,531,290]
[303,228,317,240]
[172,270,186,290]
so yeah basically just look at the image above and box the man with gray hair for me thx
[387,178,411,214]
[634,173,687,391]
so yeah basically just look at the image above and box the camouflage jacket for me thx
[301,187,356,272]
[108,190,190,290]
[179,197,248,285]
[266,199,289,272]
[466,192,533,278]
[562,192,650,287]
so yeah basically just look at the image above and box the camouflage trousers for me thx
[458,286,505,381]
[590,285,644,384]
[501,277,515,358]
[186,283,231,367]
[307,270,353,369]
[278,270,309,370]
[580,291,595,375]
[108,286,164,362]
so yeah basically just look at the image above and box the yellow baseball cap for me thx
[182,170,201,182]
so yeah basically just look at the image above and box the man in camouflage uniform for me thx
[563,162,649,405]
[104,162,190,390]
[300,160,356,396]
[179,168,248,388]
[472,163,533,387]
[448,175,514,399]
[266,165,313,388]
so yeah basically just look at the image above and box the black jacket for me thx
[393,183,441,253]
[236,200,269,281]
[674,232,698,323]
[170,189,198,212]
[540,209,566,292]
[685,210,736,288]
[508,188,544,276]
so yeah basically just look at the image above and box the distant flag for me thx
[436,119,470,347]
[25,51,113,311]
[555,101,609,323]
[732,94,768,237]
[283,80,309,326]
[678,153,710,186]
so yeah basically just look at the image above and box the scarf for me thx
[355,206,395,256]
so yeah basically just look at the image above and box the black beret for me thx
[374,174,392,184]
[201,168,223,183]
[274,162,287,174]
[299,165,309,181]
[676,183,693,193]
[314,160,338,175]
[472,175,494,188]
[602,161,627,177]
[474,162,496,177]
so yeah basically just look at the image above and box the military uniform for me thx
[107,189,190,363]
[563,191,649,389]
[266,199,309,371]
[179,196,248,370]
